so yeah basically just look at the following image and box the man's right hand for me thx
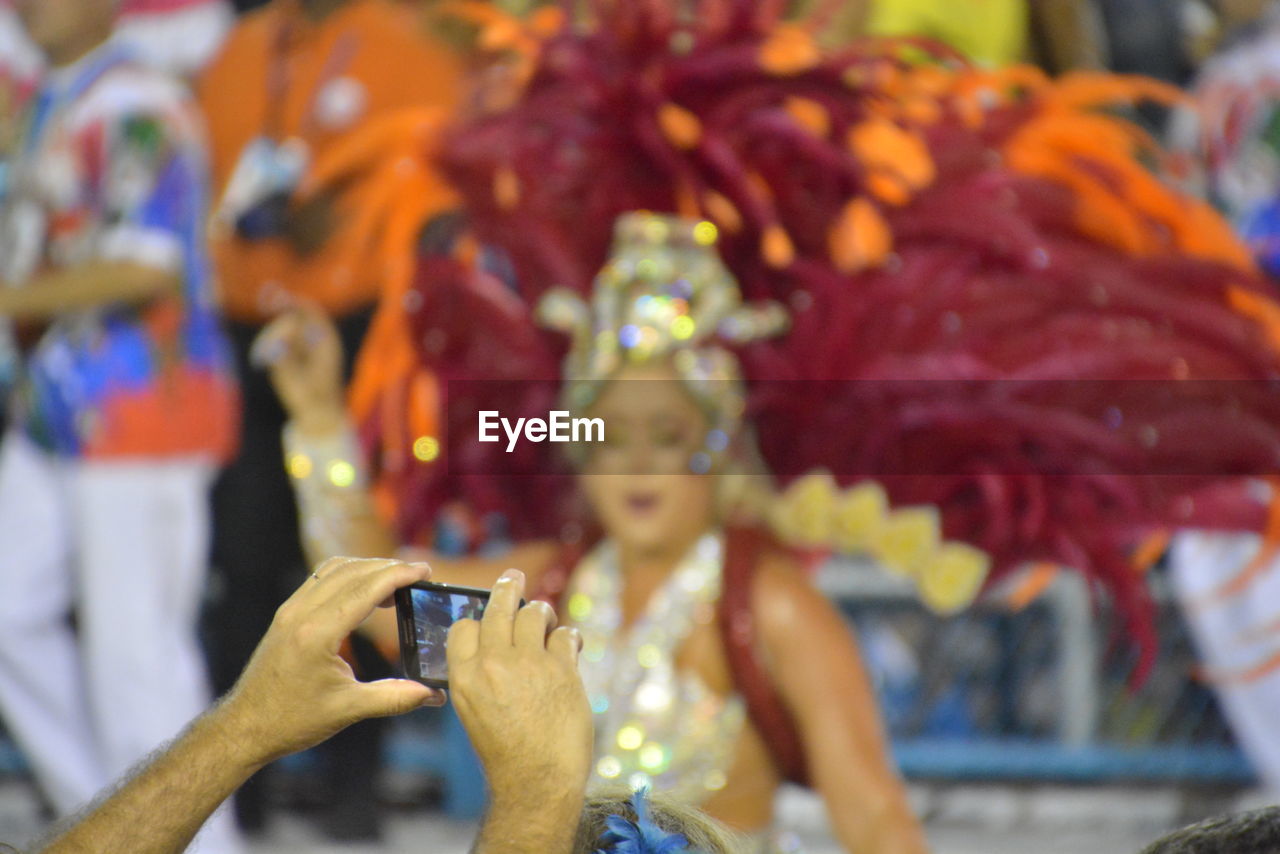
[251,302,346,436]
[447,569,592,809]
[215,557,446,768]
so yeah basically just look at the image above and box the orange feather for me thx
[828,197,892,272]
[762,223,796,268]
[658,102,703,149]
[759,24,821,75]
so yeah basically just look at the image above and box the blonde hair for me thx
[574,786,748,854]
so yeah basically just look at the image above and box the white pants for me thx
[1170,531,1280,796]
[0,430,242,853]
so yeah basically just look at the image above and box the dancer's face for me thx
[579,362,717,559]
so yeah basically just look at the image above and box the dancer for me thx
[262,0,1280,848]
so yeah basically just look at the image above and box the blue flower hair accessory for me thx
[595,787,690,854]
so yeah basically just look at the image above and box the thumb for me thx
[352,679,443,720]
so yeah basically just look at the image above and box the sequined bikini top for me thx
[565,531,747,804]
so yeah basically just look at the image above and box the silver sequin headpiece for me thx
[536,212,788,444]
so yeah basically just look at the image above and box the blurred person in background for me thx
[196,0,465,839]
[0,0,239,850]
[1162,2,1280,802]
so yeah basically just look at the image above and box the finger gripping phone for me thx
[393,581,501,688]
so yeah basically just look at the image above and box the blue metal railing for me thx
[0,566,1256,818]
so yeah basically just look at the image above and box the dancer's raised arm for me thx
[254,306,559,586]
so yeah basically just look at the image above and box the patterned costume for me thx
[0,44,237,457]
[0,0,233,391]
[286,0,1280,824]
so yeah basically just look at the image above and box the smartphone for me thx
[393,581,518,688]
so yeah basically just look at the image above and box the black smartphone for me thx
[393,581,518,688]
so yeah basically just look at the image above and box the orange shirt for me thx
[198,0,464,323]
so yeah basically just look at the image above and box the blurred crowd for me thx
[5,0,1280,851]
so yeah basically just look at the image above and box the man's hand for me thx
[32,557,442,854]
[251,303,346,436]
[449,569,592,854]
[215,557,445,768]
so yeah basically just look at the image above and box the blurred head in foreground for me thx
[575,787,745,854]
[1140,807,1280,854]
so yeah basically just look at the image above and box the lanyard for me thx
[263,9,359,141]
[22,44,130,155]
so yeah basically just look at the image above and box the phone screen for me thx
[405,586,489,683]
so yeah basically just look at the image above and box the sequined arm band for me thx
[282,421,390,566]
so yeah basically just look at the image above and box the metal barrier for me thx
[822,558,1254,784]
[0,559,1255,814]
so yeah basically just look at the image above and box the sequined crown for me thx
[536,212,788,414]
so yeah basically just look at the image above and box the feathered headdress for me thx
[308,0,1280,676]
